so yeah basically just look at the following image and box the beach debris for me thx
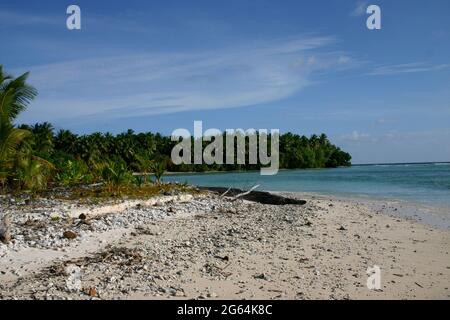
[22,218,47,229]
[63,230,78,239]
[220,187,232,198]
[0,243,8,258]
[65,265,82,292]
[231,185,260,202]
[200,186,307,205]
[303,220,313,227]
[201,262,232,278]
[0,214,11,244]
[183,241,192,247]
[254,273,270,281]
[338,226,347,231]
[12,269,22,277]
[214,255,229,261]
[78,213,87,220]
[98,246,143,265]
[88,287,97,297]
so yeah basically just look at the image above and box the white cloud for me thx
[293,53,354,70]
[368,62,450,76]
[0,9,153,33]
[15,36,354,124]
[350,1,369,17]
[338,129,450,145]
[339,131,373,143]
[0,10,60,26]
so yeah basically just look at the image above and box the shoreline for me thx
[162,166,450,221]
[272,191,450,230]
[1,189,449,300]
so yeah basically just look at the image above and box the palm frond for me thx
[0,128,31,162]
[0,70,37,123]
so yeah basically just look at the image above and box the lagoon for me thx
[165,163,450,209]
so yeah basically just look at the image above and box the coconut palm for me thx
[0,66,37,184]
[54,129,78,154]
[31,122,54,158]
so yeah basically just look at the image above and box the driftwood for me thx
[230,184,260,201]
[0,214,11,244]
[219,187,232,198]
[200,186,306,206]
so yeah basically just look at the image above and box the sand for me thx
[0,192,449,300]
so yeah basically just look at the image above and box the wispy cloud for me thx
[0,9,153,33]
[368,62,450,76]
[0,9,60,27]
[338,129,450,145]
[15,36,355,124]
[339,131,374,143]
[350,1,369,17]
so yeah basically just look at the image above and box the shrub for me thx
[101,159,134,192]
[151,161,166,185]
[55,159,91,187]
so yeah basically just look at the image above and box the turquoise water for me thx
[165,163,450,209]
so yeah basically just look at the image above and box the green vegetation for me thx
[0,66,351,195]
[0,66,53,193]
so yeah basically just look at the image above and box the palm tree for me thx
[15,155,50,192]
[151,161,166,185]
[135,153,153,184]
[31,122,55,158]
[0,66,37,186]
[55,129,78,154]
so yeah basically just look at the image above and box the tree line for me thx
[0,66,351,193]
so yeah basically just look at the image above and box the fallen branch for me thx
[231,185,260,202]
[219,187,232,198]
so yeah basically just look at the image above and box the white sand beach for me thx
[0,191,449,300]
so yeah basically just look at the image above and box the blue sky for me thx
[1,0,449,164]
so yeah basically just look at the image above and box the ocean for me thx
[164,163,450,226]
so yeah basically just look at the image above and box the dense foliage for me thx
[0,66,351,193]
[17,126,351,172]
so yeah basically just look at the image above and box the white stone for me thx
[65,265,82,292]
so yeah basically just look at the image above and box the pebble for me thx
[63,231,78,240]
[0,192,320,299]
[4,195,224,251]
